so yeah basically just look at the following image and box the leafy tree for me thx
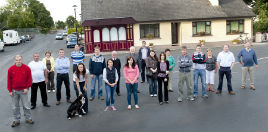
[66,16,78,28]
[55,20,66,29]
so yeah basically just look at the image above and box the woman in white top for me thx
[73,63,89,114]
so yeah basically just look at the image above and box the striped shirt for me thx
[70,51,85,65]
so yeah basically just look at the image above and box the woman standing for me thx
[146,50,158,97]
[206,48,217,92]
[123,56,140,110]
[157,52,170,105]
[103,59,118,111]
[42,51,55,93]
[73,63,89,114]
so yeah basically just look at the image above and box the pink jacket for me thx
[123,65,139,84]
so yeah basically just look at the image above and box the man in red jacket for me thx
[7,55,34,127]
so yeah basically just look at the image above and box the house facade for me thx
[82,0,255,53]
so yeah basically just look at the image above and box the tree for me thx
[65,16,77,28]
[55,20,66,29]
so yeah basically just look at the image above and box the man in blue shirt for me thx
[55,49,72,105]
[71,44,85,72]
[237,42,258,90]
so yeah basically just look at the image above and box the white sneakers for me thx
[128,105,140,110]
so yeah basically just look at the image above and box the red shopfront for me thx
[83,17,136,53]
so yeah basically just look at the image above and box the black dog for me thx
[67,94,86,120]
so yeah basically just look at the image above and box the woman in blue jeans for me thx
[146,50,158,97]
[73,63,89,114]
[103,59,118,111]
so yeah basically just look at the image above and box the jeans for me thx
[193,69,207,96]
[218,67,233,92]
[31,81,48,106]
[178,72,193,98]
[12,90,32,122]
[148,77,158,95]
[105,84,116,107]
[140,59,146,82]
[73,81,88,113]
[56,73,71,101]
[158,77,168,102]
[126,83,138,105]
[47,71,55,90]
[90,74,103,98]
[242,66,254,87]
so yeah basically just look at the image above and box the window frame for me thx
[226,19,244,35]
[139,24,160,39]
[192,21,211,36]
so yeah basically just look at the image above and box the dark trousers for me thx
[157,77,168,102]
[115,76,121,94]
[218,67,233,92]
[56,73,71,101]
[47,71,55,90]
[141,59,146,82]
[73,64,77,73]
[73,81,88,113]
[31,81,48,106]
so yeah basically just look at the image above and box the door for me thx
[171,23,178,44]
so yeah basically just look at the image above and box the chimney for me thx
[208,0,219,6]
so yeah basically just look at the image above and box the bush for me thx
[0,31,3,40]
[67,28,83,35]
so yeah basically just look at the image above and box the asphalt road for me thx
[0,32,267,132]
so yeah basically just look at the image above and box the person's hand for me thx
[164,78,168,82]
[131,81,135,85]
[256,65,258,70]
[90,74,94,78]
[79,91,83,95]
[241,61,244,66]
[110,83,115,87]
[214,70,217,73]
[166,71,169,74]
[45,78,48,84]
[169,66,172,69]
[9,92,13,96]
[24,89,28,94]
[83,86,87,91]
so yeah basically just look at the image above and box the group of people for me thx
[7,41,258,127]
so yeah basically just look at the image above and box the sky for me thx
[0,0,81,22]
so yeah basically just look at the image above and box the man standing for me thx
[177,46,194,102]
[192,45,208,98]
[216,45,236,95]
[112,51,122,96]
[8,55,34,127]
[71,44,85,72]
[55,49,72,105]
[89,46,106,101]
[138,41,150,83]
[237,42,258,90]
[165,49,176,92]
[28,53,50,109]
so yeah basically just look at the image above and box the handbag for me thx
[146,68,153,76]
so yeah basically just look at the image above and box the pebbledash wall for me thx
[133,18,252,47]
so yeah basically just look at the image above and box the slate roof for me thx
[81,0,255,23]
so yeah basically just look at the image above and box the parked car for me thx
[71,32,81,40]
[20,36,26,43]
[67,37,77,48]
[25,35,31,41]
[66,34,77,43]
[0,39,4,52]
[55,33,63,40]
[63,31,68,36]
[3,30,20,45]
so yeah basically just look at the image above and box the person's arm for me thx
[192,54,198,63]
[237,50,243,65]
[62,58,70,69]
[133,65,139,82]
[253,51,258,69]
[75,78,82,95]
[115,69,118,84]
[7,68,13,94]
[103,57,106,69]
[102,69,110,85]
[25,67,33,94]
[201,54,207,64]
[55,58,62,71]
[214,57,218,73]
[230,53,235,70]
[51,57,55,71]
[44,69,48,83]
[138,48,141,60]
[216,53,221,69]
[177,56,184,68]
[171,57,176,68]
[184,56,193,67]
[84,73,88,90]
[123,67,131,82]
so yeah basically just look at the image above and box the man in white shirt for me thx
[216,45,235,95]
[28,53,50,109]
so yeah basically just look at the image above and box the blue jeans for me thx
[148,77,158,95]
[126,83,138,105]
[12,90,32,122]
[90,74,103,98]
[105,84,116,107]
[193,69,207,96]
[73,81,88,113]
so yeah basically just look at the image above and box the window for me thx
[118,27,126,40]
[9,33,13,38]
[93,30,100,42]
[110,27,118,41]
[192,21,211,36]
[227,20,244,34]
[102,28,110,41]
[140,24,159,39]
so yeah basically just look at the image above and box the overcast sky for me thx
[0,0,81,22]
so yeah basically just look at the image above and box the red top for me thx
[123,65,139,84]
[7,64,32,92]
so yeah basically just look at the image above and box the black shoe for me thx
[43,104,50,107]
[168,90,174,92]
[137,90,140,93]
[31,106,36,109]
[117,93,121,96]
[11,121,20,127]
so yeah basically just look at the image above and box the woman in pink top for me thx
[123,56,140,110]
